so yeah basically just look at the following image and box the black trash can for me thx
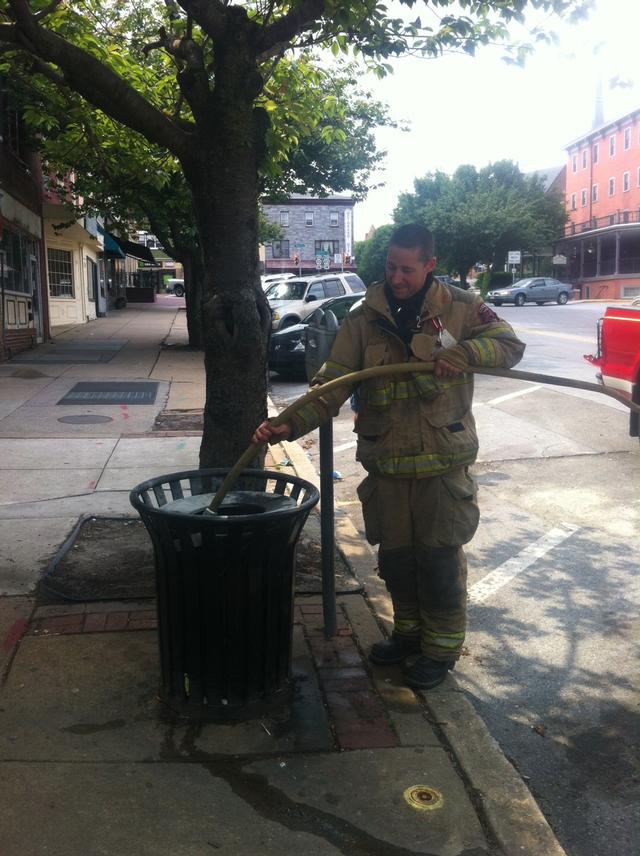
[130,468,319,720]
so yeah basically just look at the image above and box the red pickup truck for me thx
[584,302,640,437]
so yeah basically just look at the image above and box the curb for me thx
[277,425,566,856]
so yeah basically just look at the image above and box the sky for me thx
[352,0,640,240]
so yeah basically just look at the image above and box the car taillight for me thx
[596,317,603,359]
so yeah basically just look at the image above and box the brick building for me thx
[554,107,640,300]
[0,82,48,360]
[261,195,356,275]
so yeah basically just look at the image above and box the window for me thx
[305,212,314,226]
[591,184,598,202]
[47,248,74,298]
[86,257,97,302]
[624,127,631,150]
[580,189,587,207]
[315,240,340,255]
[271,240,290,258]
[279,211,289,227]
[307,282,325,300]
[623,171,630,192]
[570,193,577,211]
[322,278,345,297]
[637,166,640,187]
[330,211,339,227]
[593,143,599,164]
[344,274,366,292]
[582,149,588,169]
[572,154,577,173]
[608,177,615,196]
[609,135,616,157]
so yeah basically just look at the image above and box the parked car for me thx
[261,272,295,289]
[165,278,185,296]
[487,277,571,306]
[266,272,366,331]
[269,293,364,377]
[436,275,458,287]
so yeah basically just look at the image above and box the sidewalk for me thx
[0,304,564,855]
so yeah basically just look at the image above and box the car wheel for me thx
[173,286,184,297]
[557,292,568,305]
[279,316,300,330]
[514,294,526,307]
[536,301,545,306]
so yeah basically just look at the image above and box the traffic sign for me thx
[507,250,521,265]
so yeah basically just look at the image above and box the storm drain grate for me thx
[58,382,159,406]
[11,340,126,365]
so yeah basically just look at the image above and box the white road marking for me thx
[334,440,358,453]
[475,385,543,407]
[468,522,579,605]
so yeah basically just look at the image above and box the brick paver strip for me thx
[104,612,129,631]
[334,719,398,751]
[33,614,84,634]
[83,613,108,633]
[127,617,157,631]
[325,690,387,722]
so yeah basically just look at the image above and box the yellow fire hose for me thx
[206,362,640,514]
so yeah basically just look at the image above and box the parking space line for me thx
[468,522,579,605]
[480,385,543,407]
[334,440,358,453]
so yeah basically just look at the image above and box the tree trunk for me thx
[185,103,271,469]
[181,249,204,350]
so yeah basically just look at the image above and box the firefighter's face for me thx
[385,244,436,300]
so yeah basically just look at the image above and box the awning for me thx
[97,225,125,258]
[111,236,156,264]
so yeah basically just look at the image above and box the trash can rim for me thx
[129,467,320,523]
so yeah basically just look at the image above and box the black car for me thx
[269,293,363,377]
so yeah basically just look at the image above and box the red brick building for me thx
[555,108,640,300]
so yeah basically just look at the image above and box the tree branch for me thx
[3,0,193,163]
[255,0,326,55]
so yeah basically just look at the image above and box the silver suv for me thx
[487,277,571,307]
[266,272,366,330]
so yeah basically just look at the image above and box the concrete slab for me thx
[0,518,78,595]
[0,630,332,761]
[248,747,489,856]
[0,493,134,520]
[96,465,194,491]
[0,402,165,437]
[107,436,201,470]
[165,380,206,410]
[0,438,117,470]
[0,762,341,856]
[0,468,105,504]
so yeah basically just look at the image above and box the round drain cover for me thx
[57,415,114,424]
[403,785,444,811]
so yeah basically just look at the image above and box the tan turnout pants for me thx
[357,467,480,661]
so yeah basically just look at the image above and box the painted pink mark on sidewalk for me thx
[120,405,130,420]
[2,618,29,652]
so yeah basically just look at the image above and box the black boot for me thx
[369,632,421,665]
[403,655,455,690]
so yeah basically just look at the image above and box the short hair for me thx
[389,224,435,261]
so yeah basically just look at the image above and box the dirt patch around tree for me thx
[40,515,361,603]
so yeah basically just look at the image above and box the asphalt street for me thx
[269,302,640,856]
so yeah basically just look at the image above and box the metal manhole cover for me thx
[57,415,114,424]
[403,785,444,811]
[58,382,159,406]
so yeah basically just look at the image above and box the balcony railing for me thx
[563,209,640,237]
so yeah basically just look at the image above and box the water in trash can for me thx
[163,489,297,517]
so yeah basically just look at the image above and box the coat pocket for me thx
[356,475,381,546]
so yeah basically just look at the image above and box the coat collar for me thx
[364,278,453,324]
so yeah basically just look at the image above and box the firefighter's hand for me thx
[252,420,292,445]
[434,345,468,377]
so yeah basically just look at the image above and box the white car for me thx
[266,273,366,330]
[261,272,295,289]
[165,278,185,296]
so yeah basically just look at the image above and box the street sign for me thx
[294,243,305,249]
[323,256,330,270]
[507,250,521,265]
[315,256,323,270]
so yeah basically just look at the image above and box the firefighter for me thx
[253,224,525,689]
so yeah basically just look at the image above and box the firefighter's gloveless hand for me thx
[252,420,292,445]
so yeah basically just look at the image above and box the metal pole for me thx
[319,420,337,638]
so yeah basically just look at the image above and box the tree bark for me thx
[181,249,205,350]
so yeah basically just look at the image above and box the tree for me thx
[394,161,567,284]
[355,224,394,285]
[0,0,589,467]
